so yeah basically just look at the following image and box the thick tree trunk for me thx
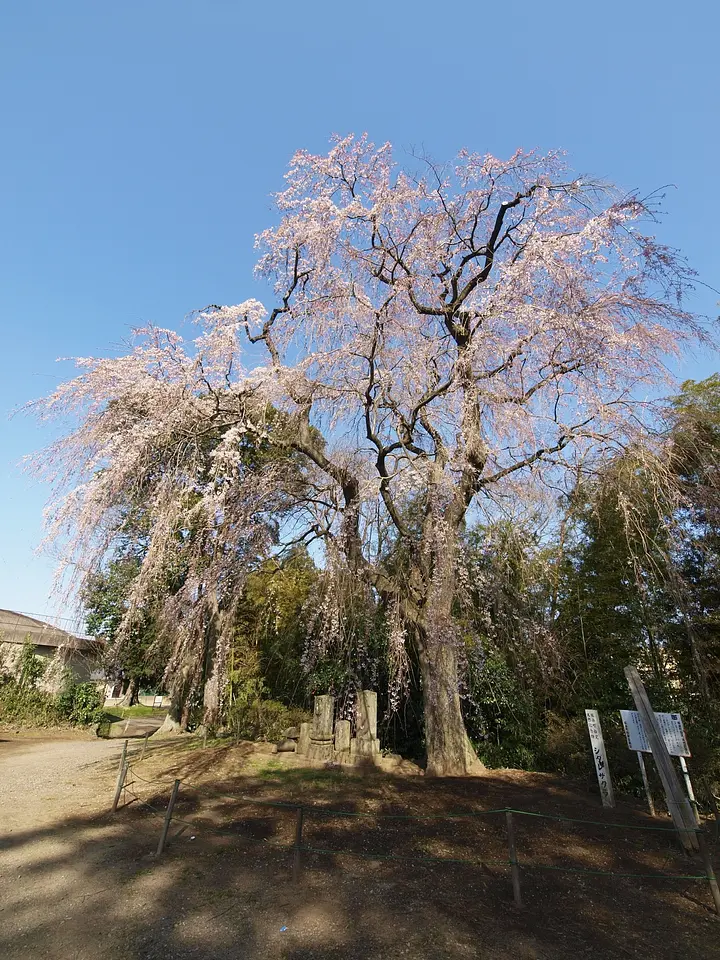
[157,665,192,735]
[118,676,139,707]
[199,603,225,732]
[202,637,221,732]
[683,615,711,703]
[157,706,183,735]
[417,627,485,777]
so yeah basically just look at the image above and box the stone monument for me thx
[334,718,351,757]
[295,691,382,765]
[351,689,380,757]
[297,721,312,756]
[307,693,335,761]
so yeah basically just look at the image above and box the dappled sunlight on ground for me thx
[0,734,717,959]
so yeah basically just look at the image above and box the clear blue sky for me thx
[1,0,717,623]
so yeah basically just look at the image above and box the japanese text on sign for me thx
[585,709,615,808]
[620,710,690,757]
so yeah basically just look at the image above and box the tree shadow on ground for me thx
[1,743,718,959]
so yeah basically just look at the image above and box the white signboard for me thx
[585,709,615,808]
[620,710,690,757]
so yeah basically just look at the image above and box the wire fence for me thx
[110,739,720,913]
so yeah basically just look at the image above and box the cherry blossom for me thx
[28,135,707,771]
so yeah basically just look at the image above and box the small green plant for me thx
[18,638,46,690]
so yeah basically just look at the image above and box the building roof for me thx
[0,609,97,652]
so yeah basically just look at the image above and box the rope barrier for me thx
[181,785,511,820]
[297,843,707,878]
[123,784,296,849]
[290,804,513,821]
[299,843,512,867]
[179,784,301,811]
[126,766,694,832]
[521,863,707,880]
[117,778,716,898]
[126,767,179,787]
[506,807,690,833]
[120,787,712,881]
[123,787,183,819]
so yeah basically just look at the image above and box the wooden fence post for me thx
[111,761,128,813]
[292,806,305,883]
[156,779,181,856]
[505,811,523,908]
[697,829,720,915]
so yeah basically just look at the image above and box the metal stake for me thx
[679,756,700,826]
[111,761,128,813]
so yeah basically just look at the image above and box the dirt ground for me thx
[1,732,718,960]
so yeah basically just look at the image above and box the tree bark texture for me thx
[201,623,221,732]
[157,664,192,735]
[118,676,139,707]
[417,625,485,777]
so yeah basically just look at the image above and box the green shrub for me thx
[57,680,105,726]
[0,671,105,729]
[477,741,543,771]
[228,697,309,742]
[0,675,61,727]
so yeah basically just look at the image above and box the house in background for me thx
[0,609,104,692]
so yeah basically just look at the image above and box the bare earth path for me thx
[0,736,131,959]
[1,733,718,960]
[1,735,125,833]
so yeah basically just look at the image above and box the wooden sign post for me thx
[620,708,697,823]
[585,709,615,808]
[636,751,656,817]
[624,667,698,852]
[679,756,700,826]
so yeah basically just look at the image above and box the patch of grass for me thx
[104,704,168,720]
[95,703,167,736]
[256,761,349,787]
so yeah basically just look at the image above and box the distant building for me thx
[0,608,104,692]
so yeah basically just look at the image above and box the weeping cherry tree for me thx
[30,135,704,773]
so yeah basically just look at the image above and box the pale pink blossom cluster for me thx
[27,135,707,737]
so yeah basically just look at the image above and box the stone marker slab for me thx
[334,719,351,754]
[355,690,377,742]
[312,694,335,741]
[297,722,312,756]
[356,737,380,756]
